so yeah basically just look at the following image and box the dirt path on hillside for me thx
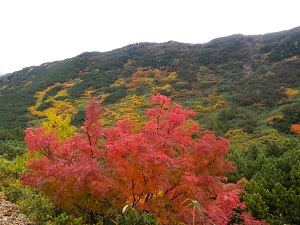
[0,192,34,224]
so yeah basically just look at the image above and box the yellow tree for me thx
[42,113,76,140]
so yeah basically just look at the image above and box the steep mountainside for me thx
[1,26,300,139]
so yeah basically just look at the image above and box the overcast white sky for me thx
[1,0,300,75]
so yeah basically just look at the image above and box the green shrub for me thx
[45,212,83,225]
[229,140,300,224]
[0,140,26,160]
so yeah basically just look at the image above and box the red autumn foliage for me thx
[22,94,262,224]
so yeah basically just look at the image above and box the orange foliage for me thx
[78,66,90,76]
[123,67,177,90]
[286,55,298,62]
[290,124,300,135]
[267,115,284,121]
[125,68,156,89]
[25,81,33,86]
[266,115,284,124]
[0,85,7,91]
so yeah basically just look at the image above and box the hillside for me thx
[1,26,300,138]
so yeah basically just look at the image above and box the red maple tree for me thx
[22,94,263,224]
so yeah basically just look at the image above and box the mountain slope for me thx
[0,26,300,138]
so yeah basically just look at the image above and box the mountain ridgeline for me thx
[1,26,300,138]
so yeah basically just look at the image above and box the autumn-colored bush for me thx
[290,124,300,135]
[22,94,261,224]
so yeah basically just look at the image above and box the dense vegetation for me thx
[0,26,300,224]
[229,140,300,224]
